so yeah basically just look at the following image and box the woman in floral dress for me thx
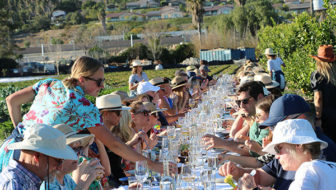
[0,56,162,173]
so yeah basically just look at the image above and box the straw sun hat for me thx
[8,124,78,160]
[130,60,143,68]
[96,94,131,111]
[53,124,95,148]
[171,76,188,90]
[143,102,167,114]
[254,73,279,89]
[310,45,336,63]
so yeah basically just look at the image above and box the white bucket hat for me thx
[254,73,279,89]
[264,48,276,55]
[263,119,328,155]
[53,124,94,147]
[96,94,131,111]
[131,60,143,68]
[8,124,78,160]
[143,102,167,114]
[137,81,160,95]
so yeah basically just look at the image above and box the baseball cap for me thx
[259,94,311,129]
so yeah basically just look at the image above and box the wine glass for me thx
[135,160,149,190]
[167,126,176,140]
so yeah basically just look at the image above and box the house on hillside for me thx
[167,0,185,6]
[126,0,160,9]
[106,12,125,22]
[160,5,184,19]
[203,5,233,16]
[119,12,145,21]
[51,10,66,25]
[146,11,162,20]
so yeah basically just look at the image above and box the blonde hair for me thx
[316,61,336,86]
[111,110,134,142]
[63,56,103,88]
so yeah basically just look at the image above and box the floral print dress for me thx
[0,78,103,171]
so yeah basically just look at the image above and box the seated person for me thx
[41,124,105,190]
[0,124,77,190]
[238,119,336,190]
[202,81,265,156]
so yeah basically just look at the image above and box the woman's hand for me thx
[202,134,225,150]
[147,132,158,149]
[127,131,146,147]
[245,140,263,154]
[74,158,105,190]
[238,173,257,190]
[218,161,243,181]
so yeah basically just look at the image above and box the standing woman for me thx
[2,56,163,173]
[310,45,336,142]
[265,48,286,91]
[128,60,148,97]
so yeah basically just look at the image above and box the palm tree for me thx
[186,0,204,44]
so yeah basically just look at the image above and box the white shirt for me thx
[289,160,336,190]
[267,57,284,72]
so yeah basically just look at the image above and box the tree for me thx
[143,21,167,61]
[186,0,205,45]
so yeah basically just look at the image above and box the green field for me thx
[0,64,239,140]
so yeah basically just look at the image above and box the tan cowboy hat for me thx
[8,124,78,160]
[171,76,188,90]
[130,60,143,68]
[143,102,167,114]
[53,124,94,148]
[150,77,169,86]
[254,73,279,89]
[264,48,276,55]
[96,94,131,111]
[310,45,336,63]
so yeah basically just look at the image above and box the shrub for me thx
[257,10,336,98]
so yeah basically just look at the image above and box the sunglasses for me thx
[235,97,253,107]
[84,77,105,87]
[274,145,281,154]
[134,110,150,116]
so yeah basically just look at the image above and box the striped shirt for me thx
[0,159,42,190]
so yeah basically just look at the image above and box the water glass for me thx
[135,160,149,188]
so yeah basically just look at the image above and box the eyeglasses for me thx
[104,110,121,116]
[235,96,253,107]
[84,77,105,87]
[47,156,64,167]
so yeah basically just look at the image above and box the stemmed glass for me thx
[135,160,149,190]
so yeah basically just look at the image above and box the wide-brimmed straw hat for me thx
[186,65,196,71]
[96,94,131,111]
[171,76,188,90]
[263,119,328,155]
[143,102,167,114]
[8,124,78,160]
[150,77,169,86]
[264,48,276,55]
[110,91,132,102]
[130,60,143,68]
[254,73,279,89]
[53,124,94,147]
[310,45,336,63]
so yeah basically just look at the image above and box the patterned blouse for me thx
[22,78,103,132]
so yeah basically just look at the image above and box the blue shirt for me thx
[262,158,295,190]
[40,174,77,190]
[0,159,42,190]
